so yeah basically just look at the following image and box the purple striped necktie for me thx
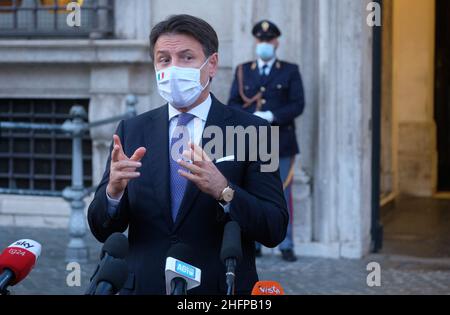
[169,113,195,222]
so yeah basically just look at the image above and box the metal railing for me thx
[0,99,92,193]
[0,95,138,263]
[0,0,114,38]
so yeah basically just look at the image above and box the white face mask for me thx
[155,57,211,109]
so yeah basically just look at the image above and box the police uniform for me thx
[227,20,305,261]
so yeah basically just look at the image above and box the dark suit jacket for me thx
[87,94,288,295]
[228,60,305,157]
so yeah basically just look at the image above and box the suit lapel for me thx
[145,105,173,229]
[172,95,233,232]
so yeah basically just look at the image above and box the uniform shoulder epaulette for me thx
[277,60,299,69]
[239,61,257,70]
[239,61,258,71]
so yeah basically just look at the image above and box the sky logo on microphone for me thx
[14,240,35,249]
[175,260,196,279]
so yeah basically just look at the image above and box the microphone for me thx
[85,232,128,295]
[220,221,243,295]
[93,257,128,295]
[0,239,42,295]
[251,281,285,295]
[165,243,201,295]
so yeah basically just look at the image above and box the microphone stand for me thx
[170,277,187,295]
[0,269,14,295]
[94,282,115,295]
[225,259,236,295]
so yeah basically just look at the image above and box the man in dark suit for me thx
[88,14,288,295]
[228,20,305,262]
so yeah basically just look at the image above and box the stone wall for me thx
[391,0,437,197]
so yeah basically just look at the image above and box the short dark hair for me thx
[149,14,219,59]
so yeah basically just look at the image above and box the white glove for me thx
[254,111,274,123]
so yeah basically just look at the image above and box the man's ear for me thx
[273,38,280,50]
[208,53,219,78]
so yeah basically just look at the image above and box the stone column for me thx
[89,66,131,185]
[311,0,373,258]
[231,0,257,68]
[114,0,152,40]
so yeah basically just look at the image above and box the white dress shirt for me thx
[168,94,211,149]
[257,57,276,76]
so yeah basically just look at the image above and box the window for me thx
[0,99,93,192]
[0,0,114,38]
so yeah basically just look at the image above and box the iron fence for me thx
[0,0,114,38]
[0,94,138,263]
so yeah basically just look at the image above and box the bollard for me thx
[62,106,89,263]
[125,94,138,118]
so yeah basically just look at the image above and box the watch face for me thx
[223,188,234,203]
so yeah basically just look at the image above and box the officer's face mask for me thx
[155,57,211,109]
[256,43,276,61]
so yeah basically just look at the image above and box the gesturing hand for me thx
[177,143,228,200]
[106,135,147,199]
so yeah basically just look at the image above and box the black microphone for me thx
[220,221,243,295]
[165,243,201,295]
[93,257,128,295]
[85,233,128,295]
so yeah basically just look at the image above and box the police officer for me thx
[228,20,305,262]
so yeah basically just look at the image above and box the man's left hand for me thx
[177,143,228,200]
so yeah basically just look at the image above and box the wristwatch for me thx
[219,185,235,204]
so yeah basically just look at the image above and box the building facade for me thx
[0,0,376,258]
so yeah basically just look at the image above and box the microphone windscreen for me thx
[101,233,129,259]
[0,239,41,285]
[220,221,243,264]
[96,257,128,291]
[166,243,194,263]
[251,281,285,295]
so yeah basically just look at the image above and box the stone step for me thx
[0,195,91,229]
[0,214,70,229]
